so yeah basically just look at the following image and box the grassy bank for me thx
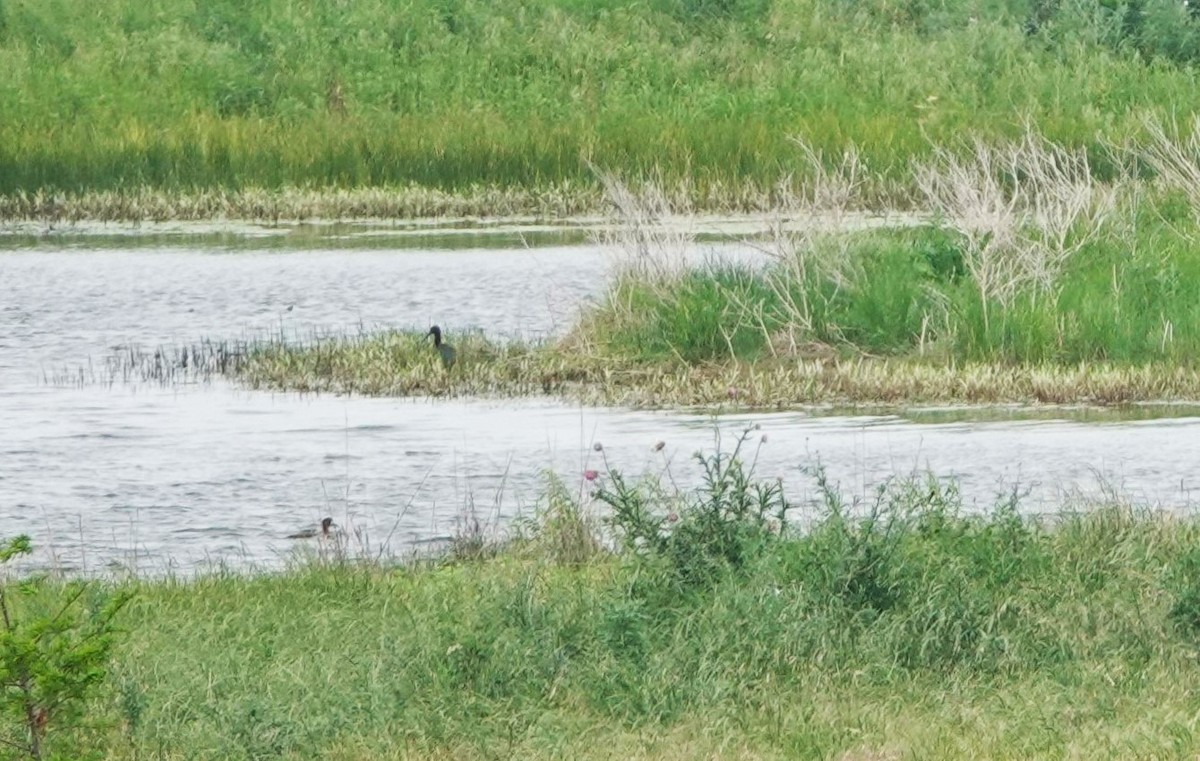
[7,0,1200,215]
[20,453,1200,759]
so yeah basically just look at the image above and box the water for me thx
[3,225,1200,574]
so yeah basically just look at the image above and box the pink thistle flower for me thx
[666,511,679,524]
[584,469,599,482]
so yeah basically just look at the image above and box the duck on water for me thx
[287,517,336,539]
[428,325,456,369]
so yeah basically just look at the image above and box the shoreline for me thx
[0,195,922,241]
[12,476,1200,759]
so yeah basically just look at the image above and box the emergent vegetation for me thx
[203,127,1200,406]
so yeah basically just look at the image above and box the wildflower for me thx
[593,442,604,452]
[653,440,666,451]
[754,423,761,430]
[761,434,768,444]
[584,469,599,482]
[666,511,679,524]
[727,387,739,398]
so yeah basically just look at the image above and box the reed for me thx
[0,184,604,223]
[573,130,1200,375]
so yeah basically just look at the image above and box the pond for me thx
[3,221,1199,573]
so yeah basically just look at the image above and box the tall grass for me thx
[34,448,1200,759]
[6,0,1200,203]
[575,128,1200,370]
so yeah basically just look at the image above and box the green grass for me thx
[6,0,1200,208]
[83,130,1200,407]
[580,228,961,365]
[22,455,1200,759]
[577,189,1200,368]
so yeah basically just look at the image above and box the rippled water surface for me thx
[3,225,1200,573]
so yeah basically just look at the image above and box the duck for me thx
[427,325,457,369]
[286,517,335,539]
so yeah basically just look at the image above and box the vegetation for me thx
[560,132,1200,390]
[220,329,1200,406]
[0,537,132,759]
[17,2,1200,755]
[12,442,1200,758]
[7,0,1200,217]
[193,129,1200,407]
[0,184,602,223]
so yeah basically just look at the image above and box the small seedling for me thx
[0,536,133,760]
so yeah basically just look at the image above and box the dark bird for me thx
[287,517,335,539]
[427,325,457,369]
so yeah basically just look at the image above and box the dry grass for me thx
[231,330,1200,407]
[914,128,1121,310]
[1139,115,1200,234]
[753,142,877,354]
[0,184,605,223]
[578,359,1200,408]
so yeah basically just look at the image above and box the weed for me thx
[598,426,787,591]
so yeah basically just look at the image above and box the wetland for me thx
[8,0,1200,755]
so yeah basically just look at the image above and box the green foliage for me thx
[942,215,1200,365]
[809,232,948,353]
[0,536,132,760]
[601,266,782,363]
[1168,544,1200,637]
[4,0,1200,196]
[1029,0,1200,64]
[661,0,773,24]
[582,212,1200,369]
[598,427,786,591]
[513,473,603,565]
[588,228,966,363]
